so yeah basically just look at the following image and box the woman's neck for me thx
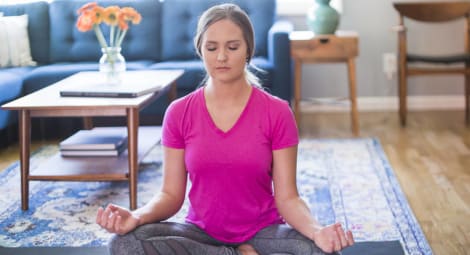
[204,78,252,105]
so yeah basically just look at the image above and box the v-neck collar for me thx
[201,86,255,136]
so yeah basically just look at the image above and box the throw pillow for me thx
[0,14,36,67]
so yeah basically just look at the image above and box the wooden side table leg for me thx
[19,110,31,210]
[347,58,359,136]
[293,60,302,126]
[82,117,93,130]
[127,108,139,210]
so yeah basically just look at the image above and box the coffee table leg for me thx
[127,108,139,210]
[168,81,177,102]
[82,117,93,130]
[19,110,31,210]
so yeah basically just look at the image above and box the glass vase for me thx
[306,0,340,35]
[99,47,126,85]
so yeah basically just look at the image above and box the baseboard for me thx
[301,95,465,112]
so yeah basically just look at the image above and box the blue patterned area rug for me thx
[0,138,432,254]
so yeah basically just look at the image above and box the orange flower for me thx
[76,2,142,49]
[76,10,94,32]
[90,6,104,25]
[121,7,142,25]
[118,13,129,31]
[77,2,97,15]
[102,6,120,26]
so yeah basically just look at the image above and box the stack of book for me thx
[59,128,128,157]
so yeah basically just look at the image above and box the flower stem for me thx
[94,26,115,73]
[110,25,115,47]
[116,29,127,48]
[93,26,108,49]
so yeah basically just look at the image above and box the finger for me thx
[346,230,355,246]
[107,203,118,211]
[96,207,104,225]
[336,225,348,248]
[101,207,111,227]
[106,210,117,231]
[329,237,339,253]
[108,203,125,213]
[333,237,342,252]
[115,215,123,235]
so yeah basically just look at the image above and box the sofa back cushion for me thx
[0,1,49,64]
[49,0,161,62]
[161,0,275,61]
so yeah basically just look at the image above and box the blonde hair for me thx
[194,3,262,87]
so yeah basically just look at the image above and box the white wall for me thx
[280,0,467,100]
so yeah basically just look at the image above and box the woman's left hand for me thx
[312,222,354,253]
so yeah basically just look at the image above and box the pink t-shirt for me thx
[161,86,299,243]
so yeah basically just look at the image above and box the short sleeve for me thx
[271,100,299,150]
[161,100,185,149]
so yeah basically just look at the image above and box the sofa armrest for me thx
[268,20,294,103]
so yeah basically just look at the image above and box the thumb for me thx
[108,203,125,212]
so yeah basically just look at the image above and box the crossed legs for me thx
[108,222,337,255]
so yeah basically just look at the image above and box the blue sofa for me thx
[0,0,293,141]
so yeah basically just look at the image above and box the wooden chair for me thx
[393,2,470,126]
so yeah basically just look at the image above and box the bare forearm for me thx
[133,192,183,226]
[277,196,322,241]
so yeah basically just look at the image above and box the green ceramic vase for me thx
[306,0,340,35]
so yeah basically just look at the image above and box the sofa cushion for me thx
[0,1,50,64]
[0,14,36,68]
[49,0,162,63]
[0,71,24,104]
[0,70,25,129]
[160,0,275,61]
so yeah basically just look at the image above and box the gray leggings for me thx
[108,222,337,255]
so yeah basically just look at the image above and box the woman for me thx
[96,3,354,255]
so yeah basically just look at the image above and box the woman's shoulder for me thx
[167,87,203,112]
[253,86,290,109]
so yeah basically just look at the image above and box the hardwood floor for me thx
[299,110,470,255]
[0,110,469,254]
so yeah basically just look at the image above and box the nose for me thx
[217,49,227,62]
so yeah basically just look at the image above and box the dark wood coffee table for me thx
[1,70,184,210]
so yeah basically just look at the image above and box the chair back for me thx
[392,1,470,127]
[393,2,470,22]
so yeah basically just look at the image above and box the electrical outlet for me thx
[383,53,397,80]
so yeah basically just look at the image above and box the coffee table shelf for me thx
[30,126,160,181]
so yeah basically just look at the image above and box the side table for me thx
[290,31,360,136]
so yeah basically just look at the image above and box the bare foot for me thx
[237,244,259,255]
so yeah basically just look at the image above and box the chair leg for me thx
[398,69,407,126]
[466,73,470,125]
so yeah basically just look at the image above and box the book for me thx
[60,144,127,157]
[59,128,128,151]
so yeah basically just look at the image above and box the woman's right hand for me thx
[96,204,140,235]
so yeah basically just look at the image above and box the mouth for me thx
[216,66,230,71]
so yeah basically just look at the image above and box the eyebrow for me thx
[205,40,242,44]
